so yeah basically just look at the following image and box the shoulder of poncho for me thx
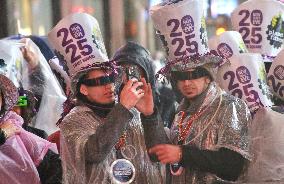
[61,105,94,124]
[221,92,246,106]
[219,92,251,120]
[70,105,93,114]
[2,111,24,126]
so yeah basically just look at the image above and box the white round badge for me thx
[110,159,135,184]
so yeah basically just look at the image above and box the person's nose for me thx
[105,83,114,90]
[183,80,192,86]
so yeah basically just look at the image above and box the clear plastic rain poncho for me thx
[169,82,252,183]
[60,106,164,184]
[0,112,58,184]
[0,38,66,134]
[0,40,23,88]
[247,107,284,183]
[0,73,58,184]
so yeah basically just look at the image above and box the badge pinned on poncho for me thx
[110,159,135,184]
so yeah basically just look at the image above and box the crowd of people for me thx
[1,0,284,183]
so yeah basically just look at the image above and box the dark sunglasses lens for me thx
[82,74,115,86]
[171,68,210,81]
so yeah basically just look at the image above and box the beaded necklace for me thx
[115,131,127,150]
[114,131,137,160]
[177,107,207,143]
[177,88,223,144]
[177,90,214,143]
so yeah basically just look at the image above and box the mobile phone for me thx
[126,66,141,81]
[125,66,142,90]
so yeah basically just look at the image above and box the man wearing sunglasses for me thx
[51,13,165,184]
[139,58,252,183]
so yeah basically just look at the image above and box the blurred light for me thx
[211,0,237,18]
[17,19,31,36]
[71,6,94,14]
[216,27,226,35]
[150,0,162,6]
[19,27,32,36]
[203,0,209,17]
[38,25,46,36]
[144,9,149,20]
[126,21,137,37]
[17,19,21,33]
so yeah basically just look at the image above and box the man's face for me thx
[80,69,115,104]
[177,76,210,100]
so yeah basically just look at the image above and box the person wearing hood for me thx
[113,41,158,103]
[0,74,61,184]
[114,41,177,128]
[113,41,166,179]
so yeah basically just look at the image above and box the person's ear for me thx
[80,85,88,96]
[205,77,211,84]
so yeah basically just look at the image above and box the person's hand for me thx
[120,79,145,110]
[20,39,39,70]
[135,78,154,116]
[149,144,182,164]
[0,121,20,138]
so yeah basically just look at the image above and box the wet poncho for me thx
[169,82,252,183]
[247,107,284,183]
[0,111,58,184]
[60,103,163,184]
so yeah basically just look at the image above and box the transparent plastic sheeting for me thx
[0,38,66,135]
[247,107,284,183]
[0,111,57,184]
[60,108,164,184]
[0,40,24,88]
[25,39,66,134]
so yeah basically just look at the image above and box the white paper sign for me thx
[267,49,284,100]
[217,53,273,113]
[231,0,284,57]
[209,31,248,59]
[48,13,108,78]
[150,0,209,61]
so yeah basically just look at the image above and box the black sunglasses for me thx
[81,73,115,86]
[171,67,211,81]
